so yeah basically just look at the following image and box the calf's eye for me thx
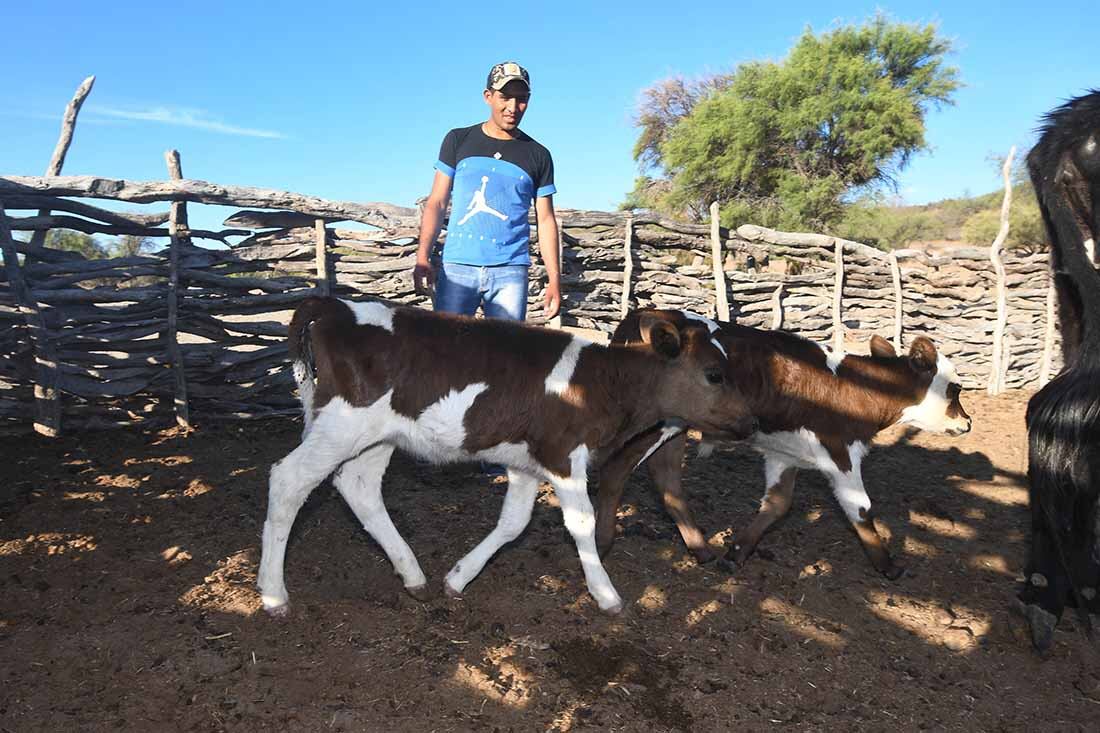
[705,368,724,385]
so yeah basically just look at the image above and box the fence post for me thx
[770,282,784,330]
[889,251,903,352]
[987,146,1015,395]
[0,203,61,436]
[710,202,730,322]
[550,215,563,329]
[1039,270,1056,387]
[832,238,845,353]
[620,213,634,319]
[164,150,192,428]
[314,219,330,296]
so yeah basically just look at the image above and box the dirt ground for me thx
[1,390,1098,732]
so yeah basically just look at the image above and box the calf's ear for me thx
[908,337,938,374]
[869,334,896,359]
[639,315,682,360]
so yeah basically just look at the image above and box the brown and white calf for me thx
[595,309,972,579]
[258,298,756,616]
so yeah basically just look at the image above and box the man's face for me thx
[483,80,530,131]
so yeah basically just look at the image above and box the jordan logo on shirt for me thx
[457,176,507,226]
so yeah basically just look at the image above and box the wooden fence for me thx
[0,175,1061,436]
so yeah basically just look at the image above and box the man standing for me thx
[414,61,561,321]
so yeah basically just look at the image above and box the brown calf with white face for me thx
[258,298,756,616]
[595,310,972,578]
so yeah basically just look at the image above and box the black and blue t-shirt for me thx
[434,124,556,266]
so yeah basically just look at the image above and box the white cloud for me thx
[89,105,286,139]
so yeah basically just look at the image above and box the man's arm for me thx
[414,170,452,294]
[535,195,561,320]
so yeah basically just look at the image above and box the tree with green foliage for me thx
[627,15,960,230]
[45,229,109,259]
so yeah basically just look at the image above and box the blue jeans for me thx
[433,262,529,321]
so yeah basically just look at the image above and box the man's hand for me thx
[413,260,436,296]
[543,280,561,320]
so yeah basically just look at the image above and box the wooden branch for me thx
[7,214,248,241]
[889,251,903,351]
[770,282,784,330]
[620,214,633,319]
[224,209,340,230]
[832,237,844,352]
[1,203,62,435]
[0,175,418,231]
[314,219,330,296]
[550,215,564,329]
[165,149,191,427]
[710,202,730,322]
[1039,269,1057,387]
[987,146,1015,396]
[0,195,169,227]
[29,75,96,255]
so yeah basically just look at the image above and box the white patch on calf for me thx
[755,431,872,523]
[545,337,592,395]
[817,342,843,374]
[635,425,684,469]
[340,298,394,332]
[292,360,315,436]
[682,311,727,358]
[1085,238,1096,264]
[898,353,965,433]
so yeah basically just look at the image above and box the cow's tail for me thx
[288,296,353,435]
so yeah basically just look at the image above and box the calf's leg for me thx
[554,447,623,614]
[830,467,904,580]
[645,433,714,563]
[594,426,684,560]
[444,469,539,597]
[725,456,797,566]
[333,444,431,600]
[258,417,366,615]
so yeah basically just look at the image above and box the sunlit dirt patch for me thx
[178,549,260,616]
[866,590,991,652]
[450,640,540,709]
[0,533,98,557]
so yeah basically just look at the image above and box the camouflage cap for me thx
[486,61,531,92]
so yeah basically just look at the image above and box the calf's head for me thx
[637,312,757,439]
[870,335,972,436]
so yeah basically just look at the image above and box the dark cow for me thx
[257,298,756,616]
[595,309,971,579]
[1017,90,1100,651]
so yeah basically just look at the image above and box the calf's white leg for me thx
[553,446,623,614]
[258,424,364,614]
[444,469,539,596]
[333,444,430,599]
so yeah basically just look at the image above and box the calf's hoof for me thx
[443,581,464,600]
[691,546,717,565]
[881,563,906,581]
[406,584,433,603]
[264,602,290,618]
[599,600,624,616]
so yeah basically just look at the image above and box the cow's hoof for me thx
[600,600,624,616]
[715,555,740,574]
[264,603,290,618]
[692,547,717,565]
[406,584,433,602]
[443,581,464,600]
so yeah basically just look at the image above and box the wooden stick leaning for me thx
[987,146,1016,395]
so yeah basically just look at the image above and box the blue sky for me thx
[3,1,1098,235]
